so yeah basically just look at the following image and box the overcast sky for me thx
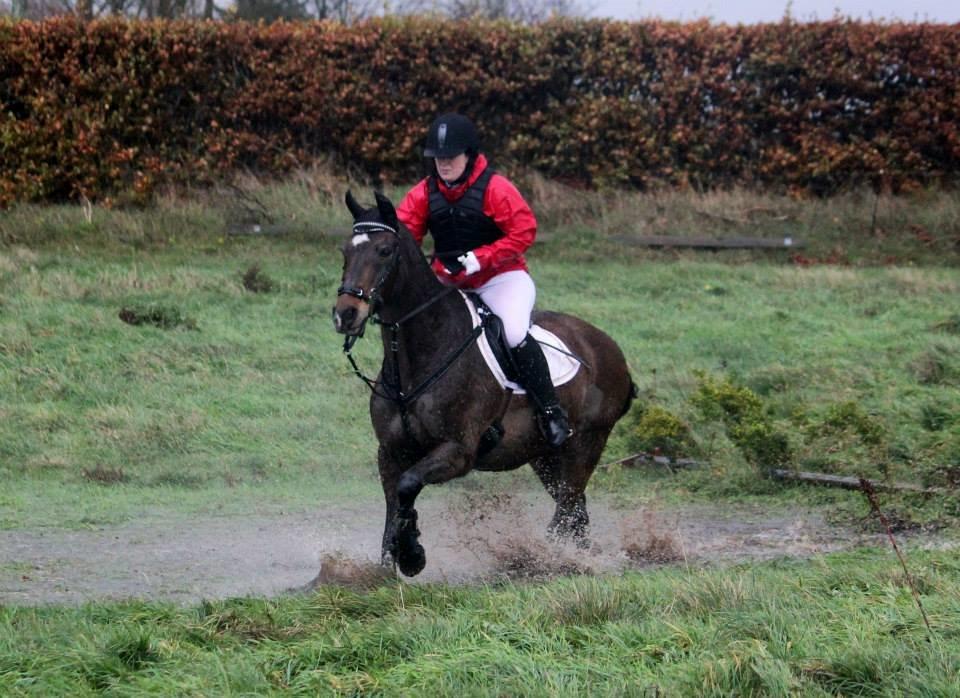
[587,0,960,24]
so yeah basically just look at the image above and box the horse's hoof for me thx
[547,521,590,548]
[396,543,426,577]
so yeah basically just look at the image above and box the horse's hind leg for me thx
[530,432,608,546]
[531,452,590,545]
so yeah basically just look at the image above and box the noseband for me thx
[337,221,401,311]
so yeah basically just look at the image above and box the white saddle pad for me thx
[461,291,582,393]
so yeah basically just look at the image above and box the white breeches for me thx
[473,270,536,348]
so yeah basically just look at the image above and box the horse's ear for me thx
[345,190,365,220]
[374,190,398,229]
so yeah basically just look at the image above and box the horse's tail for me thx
[620,379,640,418]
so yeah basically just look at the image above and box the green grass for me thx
[1,547,958,695]
[0,236,377,527]
[1,184,959,530]
[1,182,959,695]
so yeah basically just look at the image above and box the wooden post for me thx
[771,469,945,495]
[609,234,804,250]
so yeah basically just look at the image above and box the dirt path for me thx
[0,488,933,605]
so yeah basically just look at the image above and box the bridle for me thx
[337,219,486,431]
[336,221,401,315]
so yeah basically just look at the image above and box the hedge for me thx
[1,16,958,205]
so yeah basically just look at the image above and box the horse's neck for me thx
[378,245,471,367]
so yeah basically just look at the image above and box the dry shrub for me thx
[518,170,603,228]
[928,465,960,488]
[859,508,938,535]
[149,472,207,488]
[241,264,274,293]
[290,161,354,207]
[118,304,197,330]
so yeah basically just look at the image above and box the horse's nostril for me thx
[339,306,357,328]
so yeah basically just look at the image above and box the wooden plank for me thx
[610,234,804,250]
[770,469,945,495]
[599,452,703,470]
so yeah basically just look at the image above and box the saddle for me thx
[462,292,583,457]
[465,291,519,383]
[462,292,582,393]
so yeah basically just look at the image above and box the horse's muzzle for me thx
[332,301,369,336]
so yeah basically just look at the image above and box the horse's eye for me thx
[377,246,394,258]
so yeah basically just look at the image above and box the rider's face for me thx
[435,153,469,183]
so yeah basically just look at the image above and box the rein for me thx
[340,225,487,414]
[343,290,486,415]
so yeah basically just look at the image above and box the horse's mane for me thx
[348,189,448,309]
[392,217,448,300]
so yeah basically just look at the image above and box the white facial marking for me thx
[351,233,371,247]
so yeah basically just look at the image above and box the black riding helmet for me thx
[423,113,480,158]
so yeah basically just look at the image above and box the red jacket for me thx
[396,154,536,290]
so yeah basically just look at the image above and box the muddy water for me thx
[0,488,901,605]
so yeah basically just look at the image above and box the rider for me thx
[396,112,571,448]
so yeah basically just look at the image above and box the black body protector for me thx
[427,167,501,275]
[425,165,572,447]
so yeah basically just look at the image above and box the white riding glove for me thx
[457,251,481,276]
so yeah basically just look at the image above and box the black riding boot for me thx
[510,335,572,448]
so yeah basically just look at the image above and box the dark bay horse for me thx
[332,190,636,577]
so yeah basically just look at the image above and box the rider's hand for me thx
[445,269,469,286]
[456,251,481,276]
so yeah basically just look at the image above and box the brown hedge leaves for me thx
[1,16,958,205]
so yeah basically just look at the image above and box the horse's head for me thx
[332,190,402,336]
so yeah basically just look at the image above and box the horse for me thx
[332,190,636,577]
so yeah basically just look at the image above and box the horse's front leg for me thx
[391,440,475,577]
[378,444,403,568]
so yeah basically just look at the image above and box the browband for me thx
[352,221,398,236]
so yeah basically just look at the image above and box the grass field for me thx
[1,180,959,694]
[1,182,958,530]
[1,548,958,695]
